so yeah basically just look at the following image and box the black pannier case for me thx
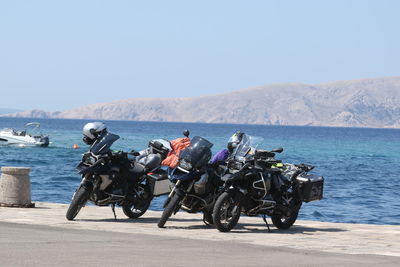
[296,173,324,202]
[147,169,171,196]
[148,140,170,160]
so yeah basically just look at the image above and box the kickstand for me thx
[203,214,211,226]
[111,204,117,221]
[262,214,271,233]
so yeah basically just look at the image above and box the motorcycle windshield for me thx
[179,136,213,168]
[90,133,120,155]
[230,134,263,161]
[190,136,213,150]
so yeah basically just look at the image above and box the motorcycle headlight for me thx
[179,159,192,171]
[228,160,243,170]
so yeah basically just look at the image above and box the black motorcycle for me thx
[157,136,223,228]
[66,131,170,221]
[212,134,324,232]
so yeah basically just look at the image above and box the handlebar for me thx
[296,163,314,172]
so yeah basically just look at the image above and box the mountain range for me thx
[3,77,400,128]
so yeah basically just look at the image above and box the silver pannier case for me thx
[147,170,171,196]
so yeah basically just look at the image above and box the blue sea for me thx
[1,117,399,225]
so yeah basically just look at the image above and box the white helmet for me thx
[82,122,107,145]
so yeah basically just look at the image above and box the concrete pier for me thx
[0,167,34,207]
[0,202,399,266]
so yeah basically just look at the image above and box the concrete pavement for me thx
[0,202,399,266]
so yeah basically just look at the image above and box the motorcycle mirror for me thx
[271,147,283,153]
[183,129,190,137]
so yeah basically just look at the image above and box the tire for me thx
[157,193,183,228]
[122,184,152,219]
[212,191,241,232]
[66,185,91,221]
[271,209,299,229]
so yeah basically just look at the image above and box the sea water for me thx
[0,117,399,225]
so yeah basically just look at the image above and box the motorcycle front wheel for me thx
[66,185,91,221]
[212,191,241,232]
[157,192,183,228]
[122,184,152,219]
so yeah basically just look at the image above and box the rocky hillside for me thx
[3,77,400,128]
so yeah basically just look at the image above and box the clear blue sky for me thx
[1,0,399,111]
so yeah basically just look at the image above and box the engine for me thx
[248,172,271,201]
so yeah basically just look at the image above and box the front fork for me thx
[74,174,96,200]
[167,180,181,198]
[228,187,245,205]
[163,179,195,209]
[222,181,245,202]
[163,180,181,208]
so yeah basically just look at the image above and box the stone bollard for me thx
[0,167,35,208]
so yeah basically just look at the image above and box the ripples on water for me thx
[1,117,399,225]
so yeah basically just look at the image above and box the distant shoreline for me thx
[2,76,400,128]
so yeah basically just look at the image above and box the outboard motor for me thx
[38,136,49,147]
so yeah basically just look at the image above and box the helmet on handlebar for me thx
[227,131,244,153]
[82,122,107,145]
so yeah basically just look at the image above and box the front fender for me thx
[226,188,244,203]
[79,174,95,191]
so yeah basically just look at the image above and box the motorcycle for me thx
[212,134,324,232]
[157,136,223,228]
[66,131,171,221]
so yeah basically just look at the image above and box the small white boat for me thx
[0,122,50,147]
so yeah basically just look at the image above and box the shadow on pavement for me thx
[76,216,347,234]
[160,221,348,233]
[76,217,157,223]
[228,223,347,234]
[77,216,204,224]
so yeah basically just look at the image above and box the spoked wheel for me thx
[271,209,300,229]
[66,185,92,221]
[158,192,183,228]
[212,192,241,232]
[122,184,152,219]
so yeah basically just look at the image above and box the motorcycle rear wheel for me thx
[66,185,91,221]
[157,193,183,228]
[122,184,152,219]
[271,209,299,229]
[213,192,241,232]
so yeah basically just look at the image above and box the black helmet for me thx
[227,131,244,153]
[82,122,107,145]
